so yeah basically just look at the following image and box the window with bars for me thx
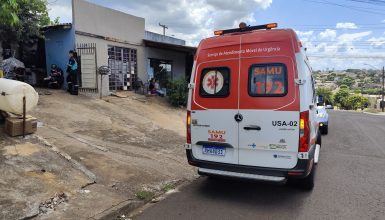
[107,46,138,91]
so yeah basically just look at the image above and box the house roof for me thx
[41,23,72,31]
[143,39,196,54]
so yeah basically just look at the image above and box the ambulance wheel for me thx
[288,161,316,190]
[321,125,328,135]
[299,162,316,190]
[317,132,322,146]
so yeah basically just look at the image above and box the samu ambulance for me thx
[185,23,321,189]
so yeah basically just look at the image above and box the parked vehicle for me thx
[317,106,329,134]
[325,104,333,109]
[185,23,321,190]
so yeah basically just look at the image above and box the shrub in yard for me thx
[168,78,188,107]
[135,190,155,201]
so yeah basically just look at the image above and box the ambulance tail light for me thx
[214,30,224,36]
[299,111,310,152]
[187,111,191,144]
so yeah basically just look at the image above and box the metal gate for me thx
[108,46,137,92]
[77,43,98,91]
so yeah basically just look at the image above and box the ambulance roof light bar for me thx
[214,22,278,36]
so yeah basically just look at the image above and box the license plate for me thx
[202,146,226,156]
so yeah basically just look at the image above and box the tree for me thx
[337,77,354,88]
[2,0,50,41]
[334,89,350,109]
[0,0,19,27]
[0,0,51,63]
[340,85,349,89]
[316,87,333,105]
[0,0,50,59]
[344,95,368,110]
[326,74,335,81]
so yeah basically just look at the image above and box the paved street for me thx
[134,111,385,220]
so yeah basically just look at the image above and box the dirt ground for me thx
[0,89,196,220]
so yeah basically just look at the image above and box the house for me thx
[43,0,196,96]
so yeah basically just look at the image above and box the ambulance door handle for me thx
[244,125,261,131]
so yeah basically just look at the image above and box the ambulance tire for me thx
[299,162,316,190]
[321,125,328,135]
[317,132,322,146]
[288,161,316,190]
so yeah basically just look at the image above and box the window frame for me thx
[199,66,231,98]
[247,63,288,97]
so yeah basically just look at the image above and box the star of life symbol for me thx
[202,70,224,94]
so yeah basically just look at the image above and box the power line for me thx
[344,0,385,6]
[308,55,385,58]
[306,0,385,15]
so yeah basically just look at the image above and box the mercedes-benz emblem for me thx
[234,113,243,122]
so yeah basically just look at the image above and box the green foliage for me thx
[161,183,175,192]
[50,17,61,25]
[340,85,349,89]
[334,89,350,108]
[326,74,335,81]
[0,0,50,43]
[135,190,155,201]
[337,77,354,88]
[0,0,19,26]
[316,87,333,105]
[343,95,368,110]
[168,78,188,107]
[334,88,369,110]
[362,88,381,95]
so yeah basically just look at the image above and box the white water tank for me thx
[0,78,39,114]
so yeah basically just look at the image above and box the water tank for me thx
[0,78,39,114]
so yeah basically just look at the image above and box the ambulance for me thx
[185,23,321,189]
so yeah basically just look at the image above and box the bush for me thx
[168,78,188,106]
[316,87,333,105]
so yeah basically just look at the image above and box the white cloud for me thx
[336,22,358,29]
[47,1,385,70]
[47,0,72,23]
[319,29,336,39]
[337,31,372,42]
[367,37,385,48]
[123,0,273,45]
[48,0,272,46]
[296,30,314,38]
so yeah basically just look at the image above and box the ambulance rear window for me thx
[199,67,230,98]
[248,63,287,97]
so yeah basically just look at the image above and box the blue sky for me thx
[48,0,385,70]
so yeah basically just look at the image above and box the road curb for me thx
[363,112,385,116]
[93,200,144,220]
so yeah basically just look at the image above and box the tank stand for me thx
[23,96,26,138]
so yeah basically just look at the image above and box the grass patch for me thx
[161,183,175,192]
[365,108,380,113]
[135,190,155,201]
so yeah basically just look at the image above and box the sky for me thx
[47,0,385,70]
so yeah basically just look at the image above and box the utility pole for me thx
[159,23,168,36]
[381,66,385,112]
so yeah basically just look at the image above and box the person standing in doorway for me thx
[66,50,78,95]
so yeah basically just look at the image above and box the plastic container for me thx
[0,78,39,114]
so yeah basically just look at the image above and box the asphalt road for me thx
[134,111,385,220]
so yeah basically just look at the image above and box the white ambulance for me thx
[185,23,321,189]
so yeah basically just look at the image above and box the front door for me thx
[237,57,300,169]
[190,59,239,165]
